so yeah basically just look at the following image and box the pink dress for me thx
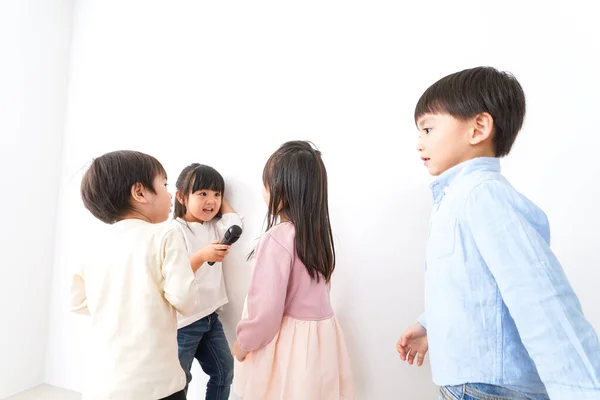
[234,222,354,400]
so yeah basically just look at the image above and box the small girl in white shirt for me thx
[172,163,243,399]
[71,150,201,400]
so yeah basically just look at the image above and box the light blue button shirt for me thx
[419,157,600,399]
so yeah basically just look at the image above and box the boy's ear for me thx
[469,112,494,146]
[130,182,148,204]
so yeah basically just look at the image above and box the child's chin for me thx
[200,214,217,222]
[427,164,447,177]
[426,166,440,176]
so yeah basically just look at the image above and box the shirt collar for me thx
[430,157,501,204]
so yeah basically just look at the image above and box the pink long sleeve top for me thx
[236,222,334,352]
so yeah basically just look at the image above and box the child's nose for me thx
[416,140,424,152]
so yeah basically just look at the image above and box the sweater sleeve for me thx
[70,265,90,316]
[236,232,292,352]
[161,227,197,316]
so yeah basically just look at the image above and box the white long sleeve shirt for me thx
[172,213,243,328]
[70,219,197,400]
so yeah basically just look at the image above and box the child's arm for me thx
[220,198,235,215]
[216,199,243,238]
[190,241,230,271]
[161,227,197,316]
[416,262,428,329]
[235,233,292,355]
[70,267,89,315]
[466,181,600,398]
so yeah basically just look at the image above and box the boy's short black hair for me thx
[81,150,167,224]
[414,66,526,157]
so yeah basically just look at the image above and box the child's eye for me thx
[199,192,207,196]
[424,128,432,135]
[216,193,222,197]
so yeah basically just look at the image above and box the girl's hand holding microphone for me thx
[190,241,230,272]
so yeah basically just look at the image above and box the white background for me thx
[0,0,73,397]
[2,1,599,399]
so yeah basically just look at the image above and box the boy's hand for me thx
[397,323,428,366]
[232,341,248,362]
[201,240,230,263]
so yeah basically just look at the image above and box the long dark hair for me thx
[254,140,336,283]
[174,163,225,220]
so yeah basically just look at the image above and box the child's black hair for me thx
[81,150,166,224]
[174,163,225,220]
[415,66,526,157]
[252,141,336,283]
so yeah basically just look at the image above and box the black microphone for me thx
[208,224,242,266]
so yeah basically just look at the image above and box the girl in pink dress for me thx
[231,140,354,400]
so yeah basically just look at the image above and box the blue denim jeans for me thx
[177,312,233,400]
[439,383,550,400]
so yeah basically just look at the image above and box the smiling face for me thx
[173,163,225,223]
[183,188,222,223]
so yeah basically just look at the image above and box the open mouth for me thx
[202,207,215,213]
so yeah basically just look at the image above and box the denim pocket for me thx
[464,383,532,400]
[440,385,463,400]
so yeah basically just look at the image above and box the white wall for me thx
[45,1,600,399]
[0,1,73,398]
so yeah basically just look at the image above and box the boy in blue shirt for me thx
[397,66,600,399]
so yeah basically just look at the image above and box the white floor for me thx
[4,385,80,400]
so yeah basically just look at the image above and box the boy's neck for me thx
[461,146,496,163]
[474,147,496,159]
[445,149,497,174]
[120,211,152,223]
